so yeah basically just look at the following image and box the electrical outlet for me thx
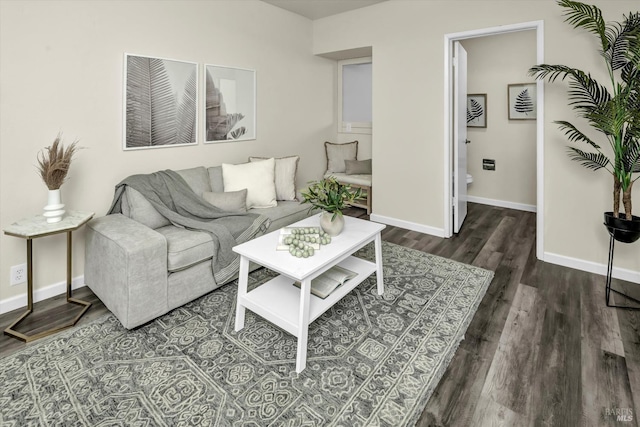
[10,263,27,286]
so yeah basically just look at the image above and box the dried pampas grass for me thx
[37,134,80,190]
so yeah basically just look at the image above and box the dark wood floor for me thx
[1,203,638,426]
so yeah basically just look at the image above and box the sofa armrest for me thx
[84,214,168,329]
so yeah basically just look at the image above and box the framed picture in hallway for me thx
[467,94,487,128]
[204,65,256,143]
[508,83,537,120]
[123,53,198,150]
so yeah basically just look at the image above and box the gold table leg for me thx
[4,231,91,343]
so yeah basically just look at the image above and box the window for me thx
[338,57,372,134]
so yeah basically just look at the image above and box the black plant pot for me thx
[604,212,640,243]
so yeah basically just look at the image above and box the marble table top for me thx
[4,211,95,239]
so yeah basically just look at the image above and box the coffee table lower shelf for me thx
[237,255,376,338]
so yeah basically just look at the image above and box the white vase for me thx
[43,189,65,223]
[319,211,345,236]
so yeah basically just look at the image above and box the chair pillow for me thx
[222,158,277,209]
[249,156,299,201]
[325,141,358,173]
[174,166,212,196]
[202,189,247,213]
[124,187,171,229]
[345,159,372,175]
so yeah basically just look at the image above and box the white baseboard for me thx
[544,252,640,284]
[369,213,446,238]
[0,275,86,315]
[467,196,537,213]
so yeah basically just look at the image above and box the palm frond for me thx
[467,99,483,123]
[176,69,197,145]
[621,62,636,85]
[555,120,601,149]
[586,99,629,137]
[557,0,608,50]
[149,59,178,146]
[529,64,581,82]
[604,15,640,71]
[617,12,640,65]
[623,137,640,173]
[565,71,611,112]
[567,146,610,170]
[126,56,152,147]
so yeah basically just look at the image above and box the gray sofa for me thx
[84,165,311,329]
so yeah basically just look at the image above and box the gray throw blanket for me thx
[108,170,270,284]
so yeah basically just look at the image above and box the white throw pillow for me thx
[249,156,299,201]
[222,158,277,209]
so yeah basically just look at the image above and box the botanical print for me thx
[508,83,537,120]
[467,94,487,128]
[124,54,198,150]
[205,65,256,143]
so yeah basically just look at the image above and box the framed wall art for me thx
[508,83,537,120]
[204,65,256,143]
[467,94,487,128]
[123,53,198,150]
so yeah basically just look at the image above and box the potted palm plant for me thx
[300,176,362,236]
[530,0,640,243]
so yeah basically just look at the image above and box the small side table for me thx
[3,211,95,342]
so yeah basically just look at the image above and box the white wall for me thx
[0,0,335,308]
[314,0,640,277]
[462,31,537,208]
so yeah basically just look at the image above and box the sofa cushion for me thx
[175,166,212,197]
[123,187,171,229]
[324,171,372,187]
[253,201,312,233]
[207,166,225,193]
[249,156,299,201]
[202,189,247,213]
[222,159,277,209]
[155,225,214,272]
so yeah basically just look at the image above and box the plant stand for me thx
[3,211,94,341]
[604,224,640,310]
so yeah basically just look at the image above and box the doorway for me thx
[443,20,545,260]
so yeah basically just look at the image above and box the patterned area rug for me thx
[0,242,493,426]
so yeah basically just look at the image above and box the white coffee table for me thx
[233,214,385,373]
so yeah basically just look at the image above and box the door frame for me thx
[443,20,545,260]
[453,41,468,233]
